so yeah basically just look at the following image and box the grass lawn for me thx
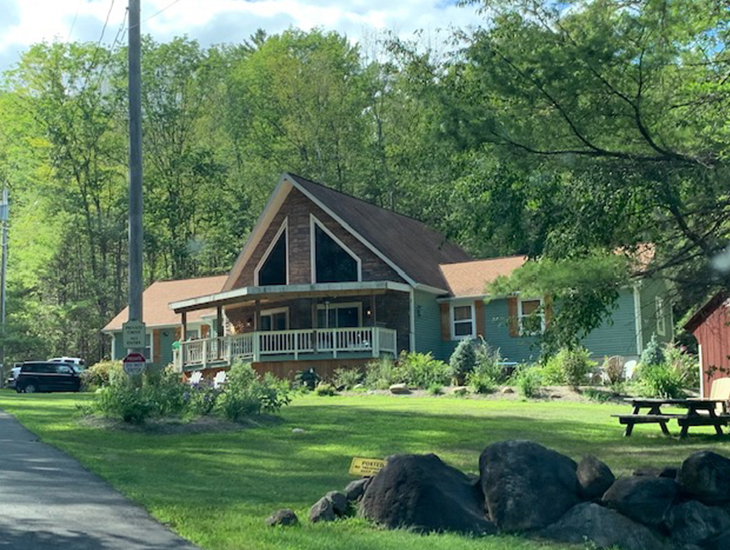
[0,390,727,550]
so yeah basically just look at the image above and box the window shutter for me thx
[440,303,450,341]
[174,326,182,341]
[475,300,485,338]
[201,325,209,338]
[507,296,519,337]
[153,330,161,364]
[544,295,554,328]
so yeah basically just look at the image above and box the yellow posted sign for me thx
[349,457,386,477]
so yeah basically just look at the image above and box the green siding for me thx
[639,279,673,349]
[413,289,445,359]
[579,289,638,359]
[483,299,542,363]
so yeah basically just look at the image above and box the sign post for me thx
[122,352,146,376]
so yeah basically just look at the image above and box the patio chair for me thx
[188,371,203,385]
[709,377,730,415]
[213,370,227,389]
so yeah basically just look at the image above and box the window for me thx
[185,328,200,340]
[310,215,360,283]
[451,303,475,339]
[56,365,73,375]
[144,332,153,362]
[656,297,666,336]
[519,298,545,335]
[260,307,289,331]
[317,302,362,328]
[256,220,288,286]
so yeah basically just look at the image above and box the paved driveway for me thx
[0,410,200,549]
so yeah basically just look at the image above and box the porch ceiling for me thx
[170,281,411,313]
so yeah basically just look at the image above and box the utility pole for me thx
[124,0,145,370]
[0,187,7,388]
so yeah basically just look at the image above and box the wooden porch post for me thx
[372,294,378,326]
[181,311,187,340]
[216,305,223,337]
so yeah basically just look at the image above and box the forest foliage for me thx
[0,0,728,363]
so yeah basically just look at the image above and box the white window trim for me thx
[656,296,666,336]
[310,214,362,283]
[316,301,363,328]
[145,331,154,361]
[254,218,289,286]
[450,302,476,340]
[259,307,290,331]
[518,297,545,336]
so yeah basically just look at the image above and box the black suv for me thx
[15,362,81,393]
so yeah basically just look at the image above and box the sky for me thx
[0,0,484,71]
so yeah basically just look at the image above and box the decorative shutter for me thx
[174,326,182,341]
[475,300,485,338]
[201,325,209,338]
[544,295,554,328]
[440,303,451,341]
[507,296,519,337]
[153,330,161,364]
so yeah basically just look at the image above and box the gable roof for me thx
[103,275,227,332]
[274,173,471,290]
[439,256,527,297]
[684,291,730,333]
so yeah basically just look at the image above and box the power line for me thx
[66,0,85,42]
[127,0,184,31]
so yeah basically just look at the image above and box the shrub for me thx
[398,351,451,388]
[511,365,543,399]
[637,364,685,399]
[216,361,291,421]
[449,339,477,384]
[427,384,444,396]
[540,354,566,385]
[144,367,187,417]
[81,360,122,390]
[560,347,595,390]
[92,369,154,424]
[185,381,221,416]
[664,343,700,389]
[466,368,496,394]
[364,357,399,389]
[333,367,362,390]
[314,382,337,396]
[539,347,595,389]
[641,334,665,367]
[473,339,506,383]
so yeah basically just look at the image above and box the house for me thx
[102,275,227,369]
[159,173,673,378]
[684,292,730,397]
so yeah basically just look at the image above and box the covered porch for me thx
[170,281,410,372]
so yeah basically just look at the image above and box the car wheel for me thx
[24,383,37,394]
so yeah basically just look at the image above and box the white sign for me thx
[123,352,147,376]
[123,320,146,349]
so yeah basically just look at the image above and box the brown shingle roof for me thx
[103,275,227,332]
[439,256,527,297]
[290,174,472,290]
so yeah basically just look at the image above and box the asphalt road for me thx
[0,410,200,549]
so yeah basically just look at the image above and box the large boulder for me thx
[539,502,665,550]
[265,509,299,527]
[344,478,370,502]
[664,500,730,546]
[360,453,496,535]
[703,529,730,550]
[602,476,677,527]
[479,440,580,531]
[677,451,730,505]
[577,455,615,500]
[309,497,336,523]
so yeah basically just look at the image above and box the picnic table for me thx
[613,398,729,438]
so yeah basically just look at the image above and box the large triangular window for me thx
[255,220,288,286]
[311,215,361,283]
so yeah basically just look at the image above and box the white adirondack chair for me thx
[213,370,227,389]
[189,371,203,385]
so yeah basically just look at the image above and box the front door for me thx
[260,308,289,331]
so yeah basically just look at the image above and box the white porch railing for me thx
[174,327,397,370]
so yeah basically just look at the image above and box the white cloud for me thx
[0,0,482,70]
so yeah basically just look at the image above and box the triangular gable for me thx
[224,173,471,292]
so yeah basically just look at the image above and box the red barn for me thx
[685,292,730,397]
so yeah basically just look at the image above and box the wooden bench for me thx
[612,414,676,436]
